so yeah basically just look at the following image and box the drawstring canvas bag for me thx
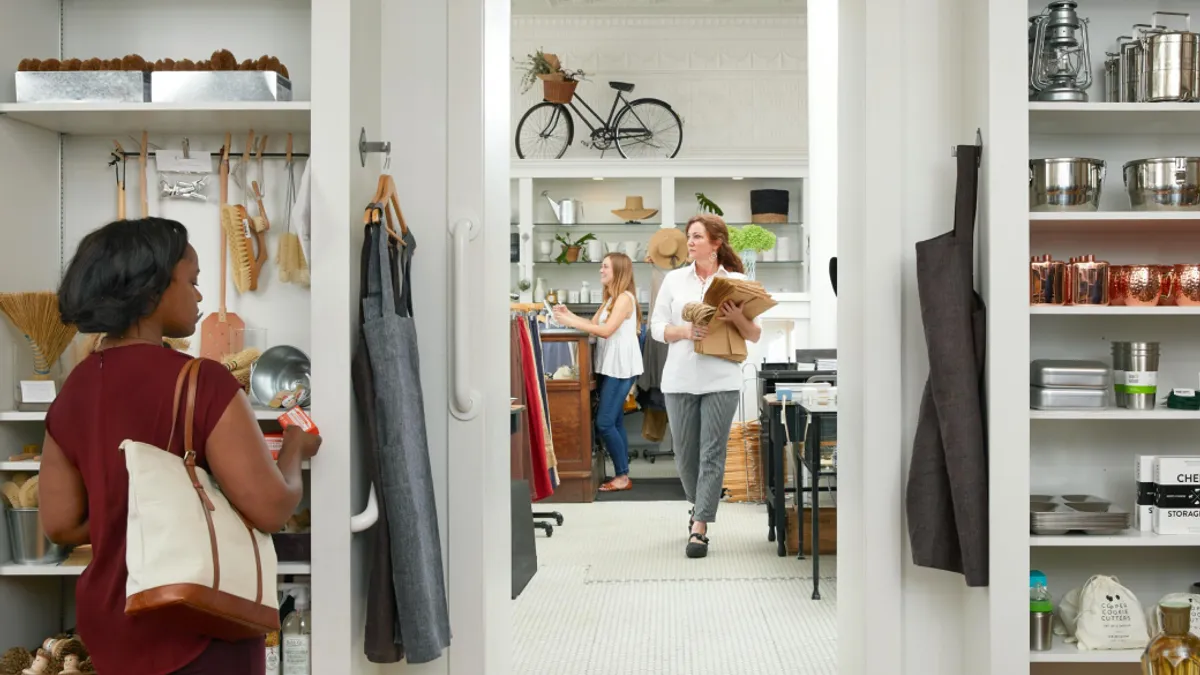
[1063,575,1149,650]
[122,359,280,640]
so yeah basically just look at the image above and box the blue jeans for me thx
[596,375,636,477]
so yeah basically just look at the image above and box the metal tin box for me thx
[1030,359,1110,388]
[15,71,150,103]
[1030,494,1130,535]
[1030,385,1108,409]
[151,71,293,103]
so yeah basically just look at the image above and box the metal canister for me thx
[1120,33,1147,102]
[1030,158,1106,212]
[1030,254,1067,305]
[1104,51,1122,101]
[1030,611,1054,651]
[1144,13,1200,102]
[1067,254,1110,306]
[1112,341,1161,410]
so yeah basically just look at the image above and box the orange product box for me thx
[264,432,284,460]
[278,407,320,435]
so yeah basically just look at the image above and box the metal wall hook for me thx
[359,127,392,168]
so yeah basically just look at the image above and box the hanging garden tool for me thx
[109,141,127,220]
[278,133,304,283]
[138,131,149,218]
[200,134,244,359]
[249,180,271,289]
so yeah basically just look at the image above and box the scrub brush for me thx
[221,347,261,389]
[221,204,256,294]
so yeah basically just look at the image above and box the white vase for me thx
[534,278,548,303]
[741,249,757,280]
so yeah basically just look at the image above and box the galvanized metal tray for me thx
[15,71,150,103]
[151,71,293,103]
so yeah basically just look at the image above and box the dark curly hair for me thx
[58,218,190,335]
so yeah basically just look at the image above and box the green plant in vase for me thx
[728,224,776,280]
[555,232,596,264]
[695,192,724,216]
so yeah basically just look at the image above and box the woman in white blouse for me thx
[651,214,762,558]
[553,252,644,492]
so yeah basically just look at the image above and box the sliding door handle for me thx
[351,485,378,533]
[450,218,481,420]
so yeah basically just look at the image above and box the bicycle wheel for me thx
[515,102,574,159]
[614,98,683,159]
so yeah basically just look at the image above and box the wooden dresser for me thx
[540,330,602,503]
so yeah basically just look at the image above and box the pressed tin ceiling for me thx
[512,0,805,14]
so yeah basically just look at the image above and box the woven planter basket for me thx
[542,79,578,104]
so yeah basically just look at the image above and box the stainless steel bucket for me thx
[1112,341,1161,410]
[1144,31,1200,101]
[1030,158,1106,212]
[1123,157,1200,211]
[5,509,66,565]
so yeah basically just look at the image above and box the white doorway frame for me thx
[442,0,907,673]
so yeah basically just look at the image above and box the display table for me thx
[762,393,837,600]
[539,329,602,503]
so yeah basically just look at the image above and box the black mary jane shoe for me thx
[686,532,709,559]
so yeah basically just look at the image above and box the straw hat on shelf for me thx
[647,227,687,270]
[612,196,658,222]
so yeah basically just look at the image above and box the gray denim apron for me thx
[905,146,989,587]
[361,216,452,661]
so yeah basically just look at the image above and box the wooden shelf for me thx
[1031,530,1200,547]
[1032,408,1200,420]
[0,562,311,576]
[1031,305,1200,315]
[1029,102,1200,135]
[0,101,310,135]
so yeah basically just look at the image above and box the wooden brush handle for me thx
[139,130,148,218]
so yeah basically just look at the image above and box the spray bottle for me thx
[281,583,312,675]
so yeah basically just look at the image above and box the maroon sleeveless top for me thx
[46,345,244,674]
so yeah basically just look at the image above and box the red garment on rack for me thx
[517,320,554,501]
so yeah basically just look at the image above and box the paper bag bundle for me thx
[686,278,776,363]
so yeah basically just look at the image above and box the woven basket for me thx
[542,79,578,104]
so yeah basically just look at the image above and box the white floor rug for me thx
[514,501,837,675]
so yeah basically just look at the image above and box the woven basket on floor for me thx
[722,420,764,503]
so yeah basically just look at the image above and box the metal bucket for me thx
[5,509,66,565]
[1112,341,1161,410]
[1120,38,1145,102]
[1145,31,1200,101]
[1030,158,1106,212]
[1123,157,1200,211]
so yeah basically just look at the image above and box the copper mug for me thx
[1160,265,1177,306]
[1030,254,1066,305]
[1173,264,1200,305]
[1123,265,1163,306]
[1109,265,1128,306]
[1068,254,1110,306]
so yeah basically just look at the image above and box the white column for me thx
[807,1,838,348]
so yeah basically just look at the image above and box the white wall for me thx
[841,0,996,672]
[511,14,807,159]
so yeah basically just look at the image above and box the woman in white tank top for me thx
[552,252,644,492]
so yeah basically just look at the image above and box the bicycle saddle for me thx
[608,81,635,92]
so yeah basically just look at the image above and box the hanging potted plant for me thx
[514,48,587,104]
[555,232,596,264]
[728,224,776,280]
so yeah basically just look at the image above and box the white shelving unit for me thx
[0,1,370,672]
[996,2,1200,673]
[511,159,811,303]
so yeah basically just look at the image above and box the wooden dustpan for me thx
[201,133,245,358]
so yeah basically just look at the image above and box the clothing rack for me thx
[510,304,564,536]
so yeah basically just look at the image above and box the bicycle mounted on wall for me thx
[515,80,684,160]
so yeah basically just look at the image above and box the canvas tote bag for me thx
[121,358,280,640]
